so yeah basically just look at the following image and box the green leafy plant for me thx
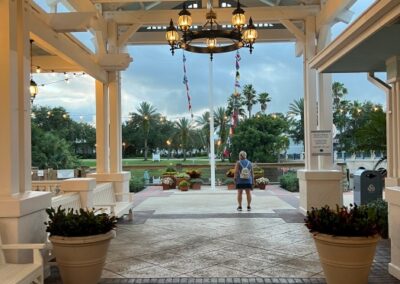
[224,177,235,185]
[129,176,145,193]
[45,206,117,237]
[253,165,264,178]
[175,172,190,179]
[279,171,299,192]
[186,169,201,178]
[165,166,176,173]
[305,204,385,237]
[367,199,388,239]
[179,180,190,188]
[190,178,203,185]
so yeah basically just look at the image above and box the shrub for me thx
[305,204,384,237]
[129,176,145,193]
[253,165,264,178]
[367,199,388,239]
[175,172,190,179]
[190,178,203,184]
[279,172,299,192]
[45,206,117,237]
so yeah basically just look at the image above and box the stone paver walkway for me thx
[45,185,400,283]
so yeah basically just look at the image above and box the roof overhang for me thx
[309,0,400,73]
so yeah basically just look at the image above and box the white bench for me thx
[0,237,45,284]
[152,153,161,162]
[93,182,134,219]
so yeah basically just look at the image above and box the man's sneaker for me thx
[247,206,251,211]
[237,206,242,211]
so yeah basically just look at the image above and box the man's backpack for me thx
[239,160,251,179]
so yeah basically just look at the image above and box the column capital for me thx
[386,56,400,84]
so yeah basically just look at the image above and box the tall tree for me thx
[129,102,159,160]
[332,81,348,110]
[258,92,271,114]
[287,98,304,147]
[214,107,229,161]
[174,118,193,161]
[242,84,257,118]
[226,93,246,123]
[195,111,211,152]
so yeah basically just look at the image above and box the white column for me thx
[303,16,318,170]
[109,71,122,173]
[209,59,216,189]
[0,0,51,263]
[95,80,110,174]
[298,18,342,214]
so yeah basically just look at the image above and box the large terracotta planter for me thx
[162,184,170,190]
[191,182,201,190]
[50,231,115,284]
[227,184,236,190]
[179,186,189,191]
[258,184,266,190]
[313,233,379,284]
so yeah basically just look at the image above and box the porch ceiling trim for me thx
[309,0,400,73]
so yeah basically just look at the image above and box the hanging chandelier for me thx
[166,1,258,59]
[30,40,39,103]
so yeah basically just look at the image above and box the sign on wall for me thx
[311,130,332,156]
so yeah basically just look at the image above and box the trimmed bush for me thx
[129,176,145,193]
[279,171,299,192]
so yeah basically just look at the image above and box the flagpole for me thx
[209,58,216,189]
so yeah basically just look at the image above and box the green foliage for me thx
[190,178,203,184]
[129,177,145,193]
[32,124,79,169]
[305,204,385,237]
[45,206,117,237]
[179,180,190,188]
[224,177,235,185]
[258,92,271,114]
[230,115,289,162]
[279,172,299,192]
[242,84,257,118]
[287,98,304,146]
[367,199,388,239]
[175,172,190,179]
[253,165,264,178]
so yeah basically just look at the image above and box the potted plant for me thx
[224,178,236,190]
[178,180,190,191]
[256,177,269,189]
[45,206,117,284]
[175,172,190,186]
[305,202,388,284]
[161,176,174,190]
[253,165,264,179]
[190,178,203,190]
[162,167,177,188]
[186,169,201,178]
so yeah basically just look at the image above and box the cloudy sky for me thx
[32,0,384,124]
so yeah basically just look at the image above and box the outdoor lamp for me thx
[243,18,258,44]
[30,79,38,102]
[206,38,217,49]
[232,1,245,30]
[178,5,192,31]
[166,20,180,46]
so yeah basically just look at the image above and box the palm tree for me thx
[130,102,159,161]
[287,98,304,146]
[242,84,257,118]
[174,117,193,161]
[195,111,211,151]
[226,93,246,121]
[332,82,348,110]
[214,107,229,161]
[258,92,271,114]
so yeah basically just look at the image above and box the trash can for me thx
[353,169,383,205]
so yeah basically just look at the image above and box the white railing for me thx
[93,182,115,204]
[51,193,81,211]
[32,181,62,195]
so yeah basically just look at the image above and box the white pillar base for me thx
[87,172,131,201]
[297,170,343,215]
[61,178,96,208]
[386,186,400,280]
[0,191,51,263]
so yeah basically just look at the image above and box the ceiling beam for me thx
[126,29,296,45]
[30,11,108,82]
[32,55,81,72]
[104,6,319,25]
[118,24,141,47]
[47,12,98,32]
[316,0,356,33]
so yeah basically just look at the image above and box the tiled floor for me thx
[45,186,400,283]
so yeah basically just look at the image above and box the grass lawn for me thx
[79,158,230,167]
